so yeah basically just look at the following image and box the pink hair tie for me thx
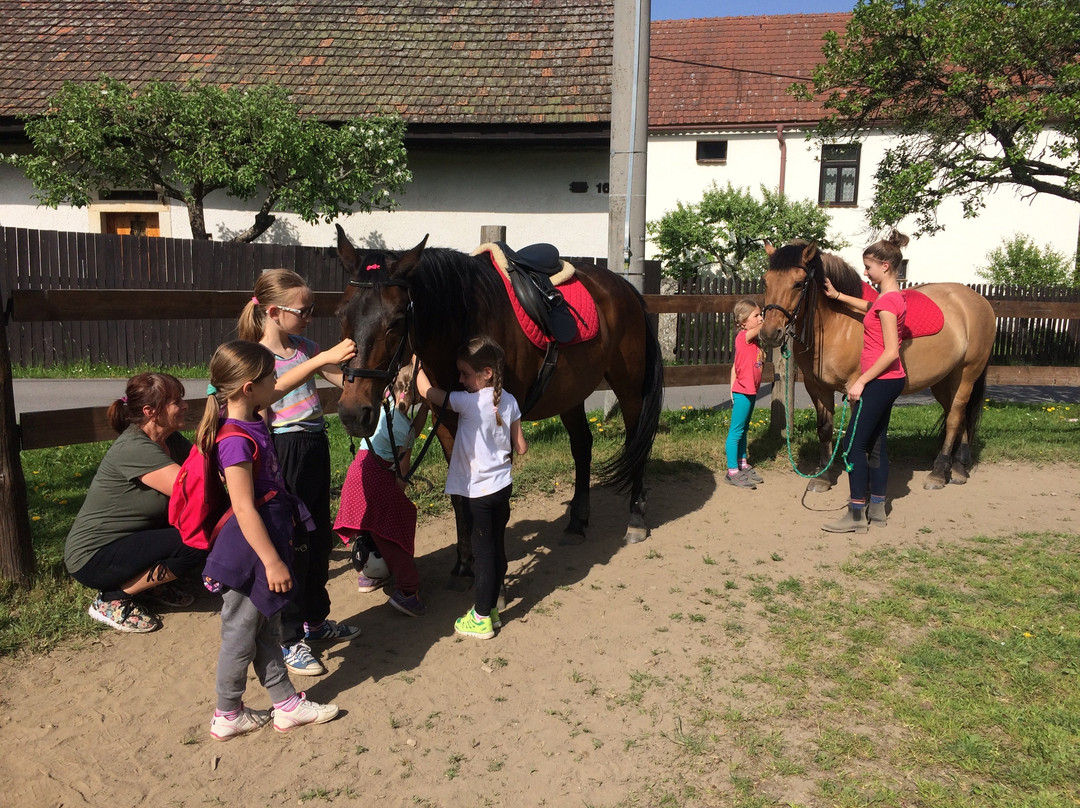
[365,263,380,272]
[251,296,260,305]
[121,396,128,404]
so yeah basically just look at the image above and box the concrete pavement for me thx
[11,376,1076,418]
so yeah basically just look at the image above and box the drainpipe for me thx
[776,124,787,195]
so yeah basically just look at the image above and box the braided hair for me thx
[458,335,506,427]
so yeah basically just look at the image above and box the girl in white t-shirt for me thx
[416,336,528,639]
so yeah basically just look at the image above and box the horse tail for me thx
[964,364,988,448]
[597,291,664,493]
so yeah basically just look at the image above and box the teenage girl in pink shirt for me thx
[821,231,908,533]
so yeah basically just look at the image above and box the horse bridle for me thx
[339,275,412,386]
[338,273,443,486]
[761,259,819,348]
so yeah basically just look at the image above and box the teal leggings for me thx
[726,392,755,469]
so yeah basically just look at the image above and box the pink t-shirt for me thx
[860,290,907,379]
[732,331,763,395]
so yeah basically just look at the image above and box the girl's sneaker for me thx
[389,590,427,617]
[303,619,361,642]
[210,705,271,741]
[740,466,764,484]
[88,597,161,633]
[724,469,757,489]
[357,573,390,593]
[454,608,495,640]
[273,693,339,732]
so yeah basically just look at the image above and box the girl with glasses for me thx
[238,269,359,677]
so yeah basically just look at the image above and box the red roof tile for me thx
[649,13,849,129]
[0,0,614,126]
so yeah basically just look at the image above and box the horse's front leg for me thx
[806,382,837,493]
[559,404,592,545]
[446,493,474,591]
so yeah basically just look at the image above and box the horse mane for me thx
[410,247,505,346]
[768,240,863,299]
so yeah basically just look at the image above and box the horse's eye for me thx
[793,280,806,290]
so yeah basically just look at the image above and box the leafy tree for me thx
[646,182,842,279]
[794,0,1080,244]
[977,234,1078,287]
[14,76,410,242]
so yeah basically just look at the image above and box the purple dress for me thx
[202,418,314,617]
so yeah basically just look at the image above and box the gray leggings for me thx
[215,589,296,712]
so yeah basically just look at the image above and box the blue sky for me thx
[651,1,854,19]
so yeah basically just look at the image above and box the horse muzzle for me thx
[336,401,380,438]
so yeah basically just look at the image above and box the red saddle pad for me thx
[859,282,944,340]
[487,254,601,349]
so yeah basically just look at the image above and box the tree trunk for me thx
[187,199,210,240]
[232,210,277,244]
[0,308,35,586]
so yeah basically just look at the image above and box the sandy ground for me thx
[2,459,1078,808]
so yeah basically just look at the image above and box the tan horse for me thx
[760,241,996,492]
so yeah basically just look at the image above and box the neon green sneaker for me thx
[490,606,501,629]
[454,608,495,639]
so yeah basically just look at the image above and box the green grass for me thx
[11,360,210,379]
[725,533,1080,806]
[2,400,1079,658]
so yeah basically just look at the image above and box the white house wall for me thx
[1,145,611,259]
[645,129,1080,285]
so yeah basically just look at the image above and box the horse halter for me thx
[761,260,819,347]
[340,275,413,385]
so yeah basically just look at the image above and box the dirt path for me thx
[2,460,1077,807]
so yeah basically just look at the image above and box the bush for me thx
[976,234,1078,287]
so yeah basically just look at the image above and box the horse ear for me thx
[801,242,819,265]
[390,235,430,279]
[763,241,775,257]
[336,223,358,274]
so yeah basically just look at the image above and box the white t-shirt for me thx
[444,387,521,498]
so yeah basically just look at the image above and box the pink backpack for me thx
[169,424,261,551]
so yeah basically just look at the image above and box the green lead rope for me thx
[779,346,861,479]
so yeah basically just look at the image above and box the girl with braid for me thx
[416,336,528,639]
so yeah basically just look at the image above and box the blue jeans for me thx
[725,392,755,469]
[841,377,905,501]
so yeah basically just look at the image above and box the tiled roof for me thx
[649,13,850,130]
[0,0,613,126]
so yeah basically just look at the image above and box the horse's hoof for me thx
[923,477,947,490]
[444,575,473,592]
[805,478,832,494]
[950,466,969,485]
[949,476,968,485]
[623,525,649,544]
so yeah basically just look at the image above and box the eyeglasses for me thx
[278,304,315,319]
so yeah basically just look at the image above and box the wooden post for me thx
[0,297,35,585]
[480,225,506,245]
[769,346,794,439]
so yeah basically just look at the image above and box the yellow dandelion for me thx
[32,470,39,475]
[1023,632,1032,638]
[59,499,68,505]
[680,416,686,421]
[598,427,604,432]
[590,417,598,423]
[75,472,82,478]
[32,515,41,521]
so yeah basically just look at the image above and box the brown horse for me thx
[760,241,996,492]
[332,225,663,585]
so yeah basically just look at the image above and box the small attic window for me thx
[696,140,728,164]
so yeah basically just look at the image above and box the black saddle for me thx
[496,241,579,343]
